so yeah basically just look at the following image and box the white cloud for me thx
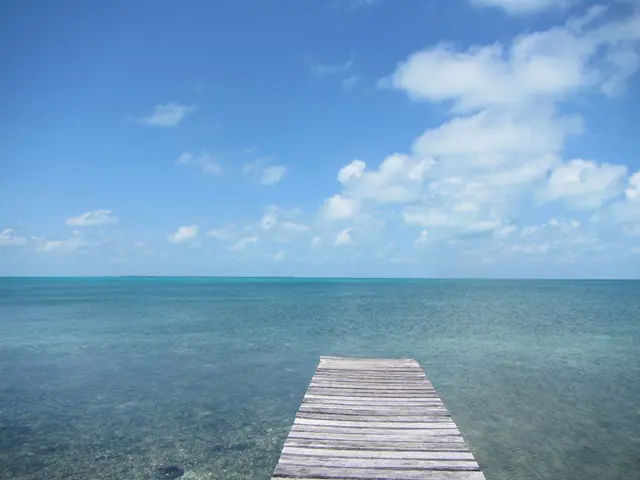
[626,171,640,201]
[167,225,199,244]
[230,236,258,251]
[334,228,353,246]
[36,230,86,254]
[260,165,287,186]
[321,194,361,221]
[325,7,639,246]
[138,102,197,127]
[273,250,285,261]
[383,8,640,112]
[311,236,322,249]
[403,207,503,233]
[176,151,222,175]
[66,209,118,227]
[338,154,433,203]
[412,109,582,157]
[243,157,287,186]
[414,230,429,247]
[470,0,567,15]
[0,228,27,246]
[540,159,627,210]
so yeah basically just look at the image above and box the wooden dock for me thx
[271,356,485,480]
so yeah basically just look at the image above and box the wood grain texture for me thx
[271,357,486,480]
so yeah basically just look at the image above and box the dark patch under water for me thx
[155,465,184,479]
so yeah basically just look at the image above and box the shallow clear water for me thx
[1,278,639,480]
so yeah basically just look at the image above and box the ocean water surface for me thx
[0,277,639,479]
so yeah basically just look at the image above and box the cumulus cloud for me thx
[312,6,640,245]
[321,194,361,221]
[383,7,640,112]
[539,159,627,210]
[66,209,118,227]
[167,225,199,244]
[338,154,433,203]
[176,151,222,175]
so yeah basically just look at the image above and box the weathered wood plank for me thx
[279,455,479,470]
[304,396,443,404]
[295,413,454,423]
[295,418,458,430]
[287,432,466,443]
[281,447,476,460]
[297,407,451,417]
[290,426,462,437]
[273,464,486,480]
[284,439,472,451]
[271,357,485,480]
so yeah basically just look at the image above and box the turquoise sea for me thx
[0,278,639,480]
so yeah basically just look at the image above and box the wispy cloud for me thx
[167,225,199,244]
[137,102,197,127]
[0,228,27,246]
[36,230,87,254]
[348,0,381,9]
[334,228,353,246]
[243,157,287,186]
[260,165,287,186]
[176,151,222,175]
[230,236,258,251]
[311,57,354,76]
[207,225,236,240]
[66,209,118,227]
[469,0,569,15]
[342,74,360,90]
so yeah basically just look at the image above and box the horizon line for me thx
[0,275,638,281]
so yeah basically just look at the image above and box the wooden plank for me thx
[295,413,454,423]
[287,432,466,443]
[290,427,462,437]
[282,447,476,460]
[278,455,479,470]
[294,418,459,429]
[271,357,486,480]
[284,439,472,451]
[273,465,485,480]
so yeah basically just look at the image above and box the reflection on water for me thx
[1,278,639,479]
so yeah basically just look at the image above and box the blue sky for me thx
[1,0,640,277]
